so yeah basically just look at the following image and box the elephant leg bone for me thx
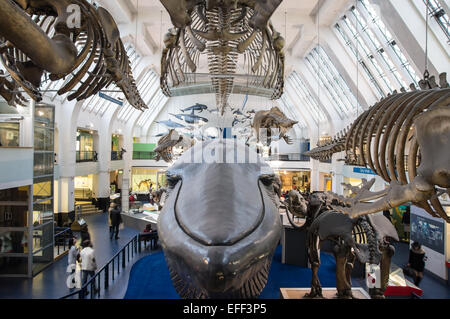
[305,236,323,298]
[333,244,353,299]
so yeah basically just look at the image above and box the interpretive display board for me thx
[410,205,447,279]
[411,213,445,254]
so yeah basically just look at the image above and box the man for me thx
[79,240,98,294]
[109,204,122,240]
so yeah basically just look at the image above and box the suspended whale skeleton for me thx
[0,0,146,110]
[305,72,450,223]
[160,0,285,115]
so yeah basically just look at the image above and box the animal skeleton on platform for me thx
[305,73,450,223]
[160,0,285,115]
[0,0,146,109]
[284,187,398,299]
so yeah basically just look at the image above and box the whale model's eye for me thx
[259,174,276,186]
[259,174,282,197]
[166,173,181,188]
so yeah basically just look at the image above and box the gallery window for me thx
[335,0,421,96]
[423,0,450,44]
[305,45,359,117]
[286,72,327,124]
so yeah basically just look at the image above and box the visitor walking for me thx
[383,209,392,222]
[108,203,115,235]
[109,203,122,240]
[68,238,79,269]
[402,206,411,241]
[67,237,79,288]
[404,241,427,287]
[80,224,90,243]
[79,240,98,294]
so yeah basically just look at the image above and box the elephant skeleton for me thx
[285,190,398,299]
[0,0,146,110]
[160,0,285,115]
[305,73,450,223]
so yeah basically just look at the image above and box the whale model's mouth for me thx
[174,179,266,246]
[157,140,282,299]
[165,250,274,299]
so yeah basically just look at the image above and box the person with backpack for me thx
[109,203,122,240]
[404,241,427,286]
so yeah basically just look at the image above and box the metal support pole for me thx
[105,265,109,289]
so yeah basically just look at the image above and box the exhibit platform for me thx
[122,210,160,231]
[280,287,370,299]
[384,264,423,297]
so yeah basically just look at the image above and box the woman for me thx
[108,203,115,235]
[67,237,79,287]
[406,241,427,286]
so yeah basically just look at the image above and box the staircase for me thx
[75,202,103,215]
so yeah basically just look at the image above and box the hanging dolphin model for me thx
[154,131,170,137]
[156,119,186,129]
[233,109,245,116]
[180,103,208,113]
[170,113,209,124]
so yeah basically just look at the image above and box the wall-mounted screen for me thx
[411,214,445,254]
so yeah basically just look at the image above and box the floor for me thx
[391,241,450,299]
[0,214,449,299]
[123,245,343,299]
[0,213,140,299]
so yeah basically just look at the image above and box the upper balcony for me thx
[111,150,124,161]
[76,151,98,163]
[263,153,310,162]
[132,151,157,160]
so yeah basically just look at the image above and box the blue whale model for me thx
[156,119,186,128]
[170,113,209,124]
[181,103,208,113]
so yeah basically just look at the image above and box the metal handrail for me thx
[76,151,98,162]
[54,227,72,256]
[60,234,142,299]
[111,151,124,161]
[263,153,311,162]
[132,151,157,160]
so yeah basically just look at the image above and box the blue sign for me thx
[353,167,377,175]
[99,92,123,106]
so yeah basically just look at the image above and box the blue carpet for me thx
[124,245,346,299]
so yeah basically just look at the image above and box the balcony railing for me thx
[263,153,310,162]
[54,227,73,257]
[132,151,157,160]
[76,151,98,163]
[60,235,156,299]
[111,151,124,161]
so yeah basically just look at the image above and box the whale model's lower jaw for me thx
[165,252,274,299]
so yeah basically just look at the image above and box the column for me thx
[93,171,110,212]
[59,176,75,223]
[310,159,320,192]
[332,153,345,195]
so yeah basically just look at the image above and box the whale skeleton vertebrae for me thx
[305,72,450,223]
[160,0,285,115]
